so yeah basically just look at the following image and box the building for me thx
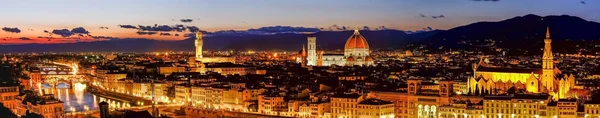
[193,32,236,63]
[469,28,575,100]
[330,93,394,118]
[307,35,317,66]
[202,63,256,75]
[0,84,21,115]
[299,27,374,67]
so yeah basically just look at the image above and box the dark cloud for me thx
[180,19,193,23]
[136,31,157,35]
[363,26,370,30]
[43,30,49,33]
[100,26,109,29]
[186,26,200,32]
[71,27,90,34]
[184,33,195,37]
[174,34,180,36]
[341,26,347,31]
[37,36,54,41]
[581,1,586,4]
[118,25,138,29]
[432,15,446,19]
[376,26,389,30]
[91,35,114,39]
[2,27,21,33]
[471,0,500,1]
[52,29,74,37]
[419,14,427,17]
[159,33,172,36]
[19,37,30,40]
[50,27,90,37]
[138,24,187,32]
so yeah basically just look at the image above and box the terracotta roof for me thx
[345,30,369,49]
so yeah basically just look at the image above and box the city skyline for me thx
[1,0,599,45]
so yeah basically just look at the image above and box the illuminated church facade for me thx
[468,27,575,100]
[298,27,374,66]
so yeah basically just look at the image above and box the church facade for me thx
[298,27,374,66]
[468,28,575,100]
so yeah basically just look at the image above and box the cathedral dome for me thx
[345,29,369,49]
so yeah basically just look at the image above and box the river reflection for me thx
[40,82,131,112]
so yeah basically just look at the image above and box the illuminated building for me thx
[20,94,65,118]
[258,93,288,116]
[174,84,191,104]
[157,66,186,75]
[0,85,21,114]
[201,63,256,75]
[307,34,317,66]
[192,31,236,63]
[330,93,394,118]
[469,28,575,100]
[299,27,374,67]
[195,31,203,59]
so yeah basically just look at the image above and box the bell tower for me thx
[195,32,203,61]
[542,27,554,91]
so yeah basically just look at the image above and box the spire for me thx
[354,25,360,34]
[546,27,550,39]
[196,31,203,40]
[302,44,306,56]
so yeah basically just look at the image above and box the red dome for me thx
[345,30,369,49]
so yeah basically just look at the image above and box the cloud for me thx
[159,33,172,36]
[2,27,21,33]
[419,14,427,18]
[71,27,90,34]
[174,34,180,36]
[52,29,74,37]
[431,15,446,19]
[91,35,114,39]
[19,37,30,40]
[363,26,370,30]
[118,24,138,29]
[100,26,109,29]
[184,33,195,37]
[581,1,586,4]
[136,31,157,35]
[51,27,91,37]
[137,24,187,32]
[186,26,200,32]
[180,19,193,23]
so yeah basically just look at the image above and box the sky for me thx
[1,0,599,45]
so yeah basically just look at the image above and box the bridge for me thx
[34,62,85,89]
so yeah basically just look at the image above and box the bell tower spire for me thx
[542,27,555,92]
[195,32,204,60]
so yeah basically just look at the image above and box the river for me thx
[39,82,131,112]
